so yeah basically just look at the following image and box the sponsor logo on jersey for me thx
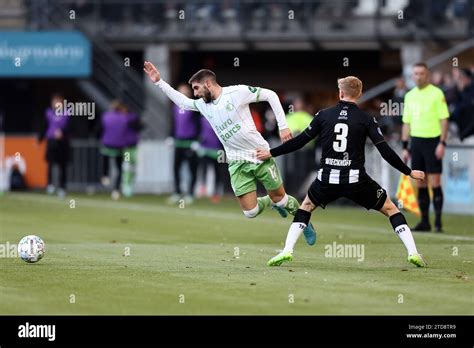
[338,110,348,120]
[377,189,384,198]
[248,86,258,93]
[215,118,241,142]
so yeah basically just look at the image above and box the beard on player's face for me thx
[202,87,212,103]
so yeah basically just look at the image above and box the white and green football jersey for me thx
[156,80,288,163]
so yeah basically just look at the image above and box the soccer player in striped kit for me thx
[257,76,427,267]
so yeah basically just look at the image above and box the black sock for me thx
[389,212,408,231]
[418,188,430,224]
[433,187,443,227]
[293,209,311,225]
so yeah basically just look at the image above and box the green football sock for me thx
[256,195,272,216]
[286,195,300,215]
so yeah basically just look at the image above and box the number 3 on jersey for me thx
[333,123,348,152]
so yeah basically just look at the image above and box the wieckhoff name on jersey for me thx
[325,158,352,166]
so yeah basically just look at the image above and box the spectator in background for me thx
[38,93,71,199]
[400,0,449,28]
[121,107,143,197]
[168,84,201,205]
[98,100,130,200]
[441,70,459,108]
[197,117,225,203]
[451,68,474,142]
[316,0,358,30]
[393,77,408,102]
[392,78,408,130]
[431,70,444,87]
[6,155,27,191]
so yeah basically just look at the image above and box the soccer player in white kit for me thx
[144,61,316,245]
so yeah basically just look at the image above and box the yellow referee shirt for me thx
[402,84,449,138]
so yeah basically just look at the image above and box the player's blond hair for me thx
[337,76,363,99]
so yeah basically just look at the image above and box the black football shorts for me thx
[307,175,387,211]
[410,136,442,174]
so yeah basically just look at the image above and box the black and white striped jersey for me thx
[304,100,385,184]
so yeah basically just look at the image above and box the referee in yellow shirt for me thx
[402,62,449,232]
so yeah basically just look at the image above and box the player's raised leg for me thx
[229,160,273,218]
[379,196,427,267]
[267,185,295,218]
[254,158,296,217]
[233,188,295,220]
[267,195,317,266]
[236,190,271,218]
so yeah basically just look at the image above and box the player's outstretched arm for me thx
[368,114,423,180]
[256,131,313,161]
[375,141,424,180]
[144,61,198,111]
[257,111,322,160]
[258,88,292,142]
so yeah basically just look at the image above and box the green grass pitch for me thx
[0,192,473,315]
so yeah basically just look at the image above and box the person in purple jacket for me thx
[38,93,71,199]
[197,117,226,203]
[167,84,201,204]
[99,100,131,200]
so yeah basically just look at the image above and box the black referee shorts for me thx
[307,176,387,211]
[410,136,442,174]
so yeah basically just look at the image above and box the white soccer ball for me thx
[18,235,45,263]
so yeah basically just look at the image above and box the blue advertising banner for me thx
[0,31,91,77]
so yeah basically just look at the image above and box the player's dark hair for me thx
[188,69,217,84]
[413,62,428,70]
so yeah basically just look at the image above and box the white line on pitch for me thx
[6,193,474,242]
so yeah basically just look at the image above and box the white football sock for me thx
[394,224,418,255]
[283,222,306,253]
[273,193,288,208]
